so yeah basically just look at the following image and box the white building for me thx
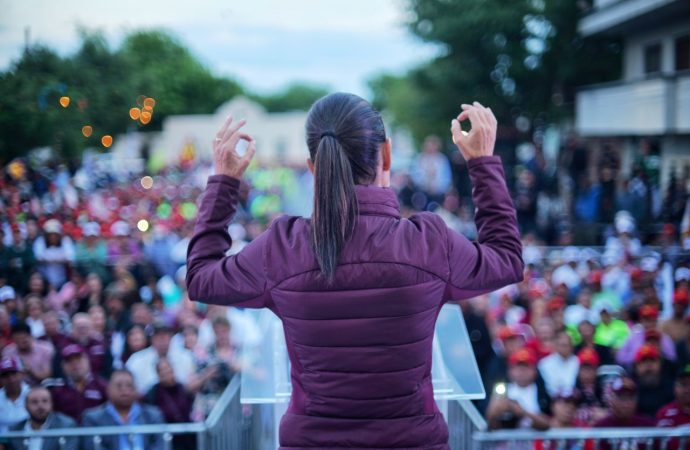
[111,95,416,172]
[576,0,690,187]
[150,96,310,167]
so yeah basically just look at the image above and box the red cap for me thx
[674,290,689,306]
[0,356,22,374]
[509,348,537,367]
[577,347,600,367]
[61,344,85,359]
[635,343,661,362]
[629,267,643,281]
[498,326,518,341]
[589,270,604,284]
[639,305,659,320]
[547,297,566,312]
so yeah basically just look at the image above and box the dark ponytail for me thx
[306,93,386,283]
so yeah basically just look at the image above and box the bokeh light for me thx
[143,97,156,109]
[101,135,113,148]
[59,96,70,108]
[140,111,152,125]
[137,219,149,232]
[140,176,154,189]
[81,125,93,137]
[129,108,141,120]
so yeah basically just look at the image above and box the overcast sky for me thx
[0,0,439,98]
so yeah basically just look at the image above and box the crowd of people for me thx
[0,135,688,446]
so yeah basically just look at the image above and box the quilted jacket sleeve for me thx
[443,156,524,300]
[186,175,270,308]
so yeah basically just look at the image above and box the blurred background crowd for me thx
[0,138,689,438]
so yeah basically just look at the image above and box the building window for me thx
[644,43,662,74]
[676,35,690,71]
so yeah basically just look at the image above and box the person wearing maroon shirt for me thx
[43,343,108,423]
[594,377,655,450]
[64,313,109,377]
[657,364,690,450]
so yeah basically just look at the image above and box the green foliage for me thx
[0,28,245,162]
[250,83,330,113]
[369,0,622,145]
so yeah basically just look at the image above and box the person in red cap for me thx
[616,304,677,366]
[486,348,551,430]
[484,325,526,411]
[574,347,608,426]
[660,289,690,343]
[632,343,675,418]
[43,343,108,423]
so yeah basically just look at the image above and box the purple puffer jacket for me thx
[186,155,523,449]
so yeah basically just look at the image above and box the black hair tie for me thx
[320,131,337,140]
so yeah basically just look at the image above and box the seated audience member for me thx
[120,324,149,364]
[144,359,195,450]
[485,325,525,395]
[617,305,676,366]
[0,357,29,432]
[65,313,109,377]
[2,322,54,384]
[549,389,586,428]
[38,310,69,351]
[632,343,675,417]
[660,290,690,343]
[538,330,579,396]
[593,304,629,350]
[574,348,608,425]
[143,358,194,423]
[486,348,551,430]
[594,377,655,428]
[656,363,690,450]
[44,344,108,423]
[126,322,194,394]
[574,319,614,366]
[82,369,164,450]
[6,386,78,450]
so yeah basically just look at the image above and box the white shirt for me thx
[23,418,47,450]
[507,383,540,429]
[125,346,195,394]
[0,383,30,432]
[538,353,580,397]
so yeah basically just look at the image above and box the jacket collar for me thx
[354,184,400,218]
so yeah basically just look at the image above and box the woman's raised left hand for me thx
[213,115,256,179]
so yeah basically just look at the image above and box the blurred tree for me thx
[369,0,622,144]
[251,82,329,112]
[0,28,245,162]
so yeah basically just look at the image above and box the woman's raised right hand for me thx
[450,101,497,161]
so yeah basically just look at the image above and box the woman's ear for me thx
[307,158,314,174]
[382,138,392,171]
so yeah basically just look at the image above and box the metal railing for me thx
[448,399,488,450]
[0,375,248,450]
[473,427,690,450]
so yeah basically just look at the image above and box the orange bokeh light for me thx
[129,108,141,120]
[81,125,93,137]
[143,98,156,109]
[59,96,70,108]
[101,135,113,148]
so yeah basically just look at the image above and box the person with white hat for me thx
[32,219,75,289]
[107,220,142,268]
[75,222,108,281]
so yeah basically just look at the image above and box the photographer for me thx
[486,348,551,430]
